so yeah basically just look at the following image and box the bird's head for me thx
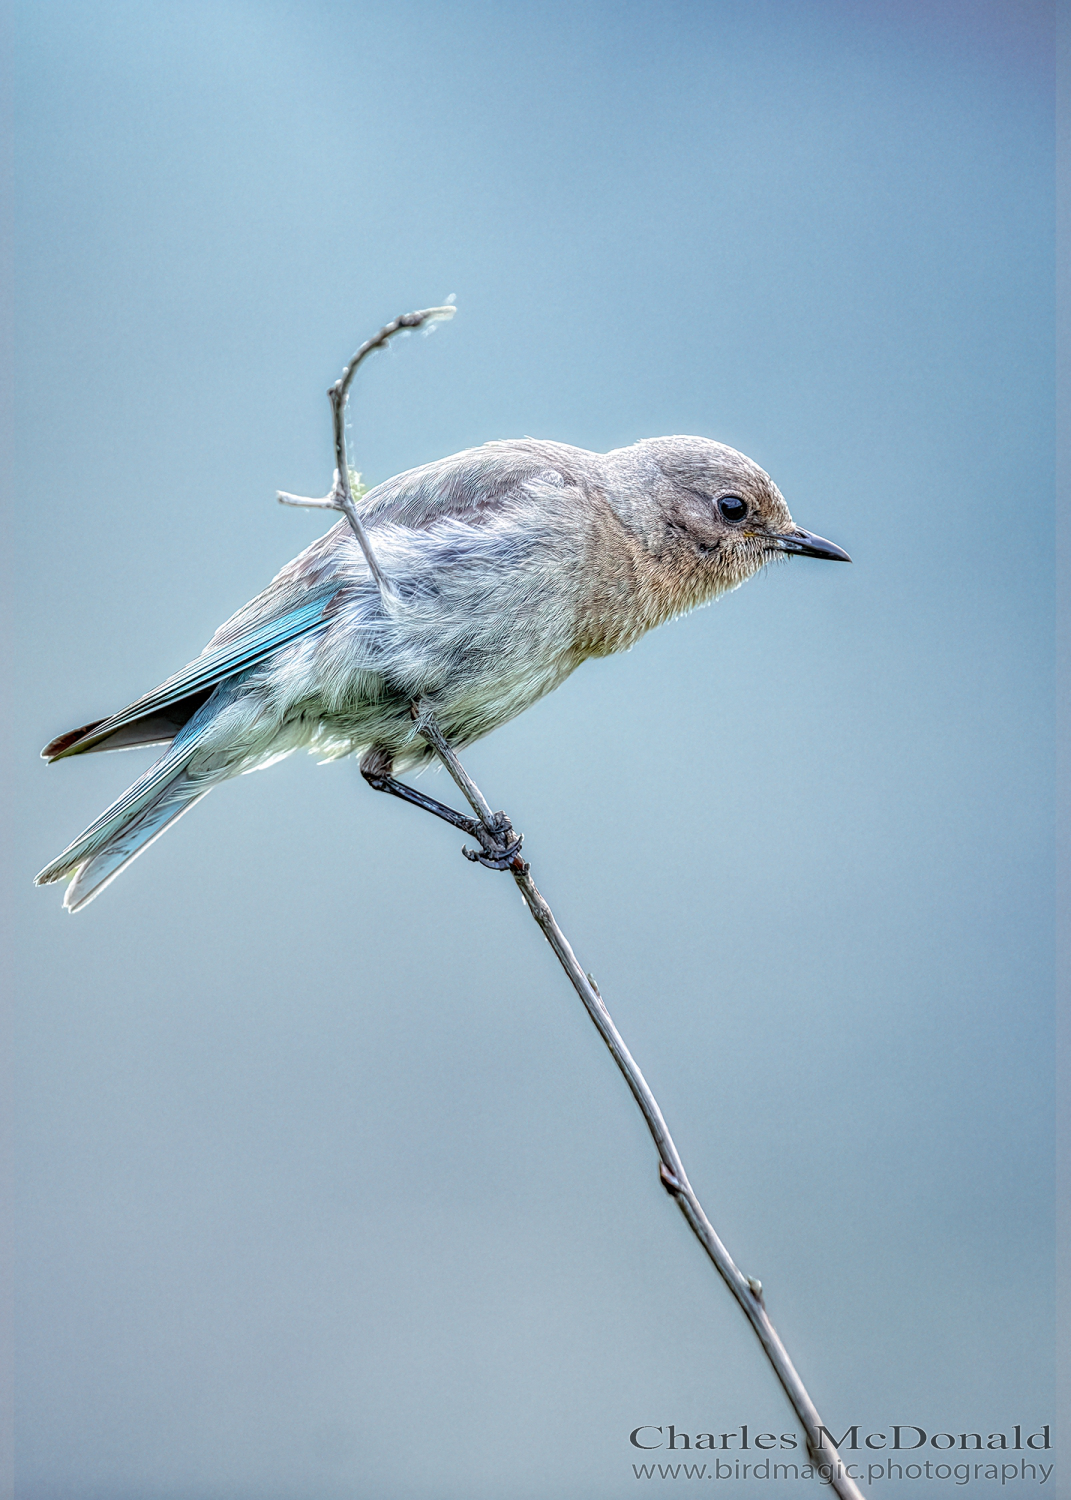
[604,435,850,605]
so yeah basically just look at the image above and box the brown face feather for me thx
[571,438,798,657]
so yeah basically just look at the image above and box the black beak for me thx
[767,527,852,563]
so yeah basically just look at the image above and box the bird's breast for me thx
[570,504,718,658]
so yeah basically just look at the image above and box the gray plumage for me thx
[36,435,849,911]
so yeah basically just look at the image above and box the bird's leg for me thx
[360,743,525,872]
[360,747,482,834]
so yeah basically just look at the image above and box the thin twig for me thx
[412,705,497,828]
[417,734,865,1500]
[278,304,456,603]
[283,312,865,1500]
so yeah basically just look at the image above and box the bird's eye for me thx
[718,495,748,522]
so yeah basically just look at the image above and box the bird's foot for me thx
[462,812,526,870]
[361,749,526,872]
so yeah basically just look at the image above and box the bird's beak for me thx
[764,527,852,562]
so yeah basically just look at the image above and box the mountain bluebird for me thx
[36,435,849,910]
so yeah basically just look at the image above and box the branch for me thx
[278,304,456,603]
[417,729,865,1500]
[281,312,865,1500]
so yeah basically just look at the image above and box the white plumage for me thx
[36,435,849,910]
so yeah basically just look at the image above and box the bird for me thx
[35,434,850,911]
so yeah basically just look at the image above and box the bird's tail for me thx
[35,726,215,913]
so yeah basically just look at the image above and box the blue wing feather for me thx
[43,585,341,761]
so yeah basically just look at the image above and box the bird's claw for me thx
[461,814,525,870]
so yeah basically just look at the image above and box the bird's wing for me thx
[355,439,594,531]
[42,585,341,761]
[43,442,597,762]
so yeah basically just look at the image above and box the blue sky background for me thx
[8,2,1056,1497]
